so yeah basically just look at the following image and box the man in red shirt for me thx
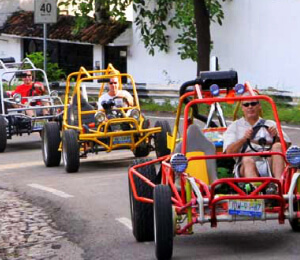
[12,71,48,116]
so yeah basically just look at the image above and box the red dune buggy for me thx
[128,71,300,259]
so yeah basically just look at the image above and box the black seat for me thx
[67,94,95,126]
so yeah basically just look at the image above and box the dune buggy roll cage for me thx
[61,64,162,152]
[129,71,300,233]
[0,57,64,119]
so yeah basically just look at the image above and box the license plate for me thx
[228,199,264,217]
[112,135,131,144]
[33,120,46,130]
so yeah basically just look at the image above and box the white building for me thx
[129,0,300,94]
[1,0,300,94]
[210,0,300,94]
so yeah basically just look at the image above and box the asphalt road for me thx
[1,114,300,260]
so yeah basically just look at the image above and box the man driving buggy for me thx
[11,71,49,116]
[223,92,291,180]
[97,76,134,110]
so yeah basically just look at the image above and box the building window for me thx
[23,39,93,76]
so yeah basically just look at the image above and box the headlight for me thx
[13,93,22,103]
[170,153,188,174]
[94,111,106,123]
[286,146,300,167]
[50,90,59,98]
[130,109,140,120]
[210,84,220,96]
[234,83,245,95]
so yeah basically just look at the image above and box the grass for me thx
[140,98,177,113]
[140,98,300,124]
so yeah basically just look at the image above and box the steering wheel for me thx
[247,124,276,152]
[112,96,129,108]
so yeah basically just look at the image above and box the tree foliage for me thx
[133,0,225,61]
[25,52,65,81]
[58,0,226,69]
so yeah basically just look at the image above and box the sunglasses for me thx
[242,101,259,107]
[109,82,118,85]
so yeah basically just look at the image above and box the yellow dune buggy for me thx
[42,64,171,173]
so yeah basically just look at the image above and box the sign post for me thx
[34,0,57,72]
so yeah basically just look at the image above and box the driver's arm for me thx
[225,136,248,154]
[224,127,253,154]
[119,91,134,106]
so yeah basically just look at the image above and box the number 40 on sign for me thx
[34,0,57,24]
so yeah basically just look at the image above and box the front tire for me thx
[0,115,7,153]
[154,120,171,158]
[62,129,80,173]
[42,122,61,167]
[129,159,160,242]
[289,201,300,231]
[154,185,173,260]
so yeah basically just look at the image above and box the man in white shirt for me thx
[223,96,290,180]
[98,76,134,109]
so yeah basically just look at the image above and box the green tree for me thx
[59,0,226,74]
[26,52,65,81]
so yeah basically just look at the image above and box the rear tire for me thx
[133,118,151,157]
[42,122,61,167]
[0,115,7,153]
[154,120,171,158]
[62,129,80,173]
[133,141,150,157]
[154,185,173,260]
[129,159,160,242]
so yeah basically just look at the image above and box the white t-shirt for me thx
[97,90,132,109]
[223,117,291,153]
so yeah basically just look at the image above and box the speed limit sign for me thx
[34,0,57,24]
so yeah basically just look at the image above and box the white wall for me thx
[129,0,300,94]
[211,0,300,94]
[127,17,197,85]
[0,36,22,61]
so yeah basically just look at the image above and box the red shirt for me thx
[13,83,43,104]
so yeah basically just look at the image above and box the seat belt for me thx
[237,119,266,163]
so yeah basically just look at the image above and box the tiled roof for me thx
[0,11,130,45]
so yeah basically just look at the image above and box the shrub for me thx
[25,52,65,82]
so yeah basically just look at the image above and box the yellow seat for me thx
[186,151,209,185]
[175,124,217,184]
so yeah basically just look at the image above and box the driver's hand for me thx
[33,83,45,93]
[243,128,253,141]
[268,126,277,137]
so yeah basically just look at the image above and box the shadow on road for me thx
[4,140,41,153]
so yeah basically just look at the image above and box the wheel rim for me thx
[154,204,157,245]
[62,142,68,166]
[129,188,134,222]
[43,132,48,160]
